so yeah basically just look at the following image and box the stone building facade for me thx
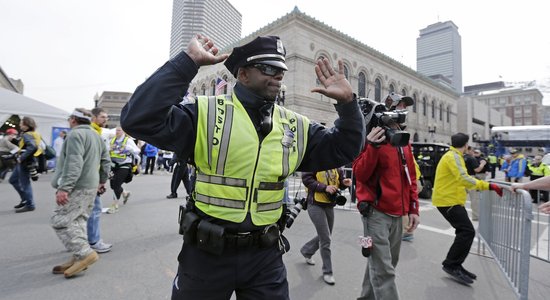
[188,8,510,144]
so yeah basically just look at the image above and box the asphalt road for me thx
[1,171,548,300]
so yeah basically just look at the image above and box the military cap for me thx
[224,36,287,77]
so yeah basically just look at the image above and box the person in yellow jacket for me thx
[432,133,503,285]
[10,116,42,213]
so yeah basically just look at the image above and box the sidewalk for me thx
[0,172,547,299]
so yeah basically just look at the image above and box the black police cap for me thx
[224,36,288,77]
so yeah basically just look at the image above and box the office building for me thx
[417,21,463,93]
[170,0,242,58]
[465,81,544,126]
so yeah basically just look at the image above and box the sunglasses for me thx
[251,64,285,76]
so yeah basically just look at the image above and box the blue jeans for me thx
[86,195,102,244]
[9,164,34,208]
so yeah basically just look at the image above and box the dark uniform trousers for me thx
[171,241,289,300]
[437,205,475,268]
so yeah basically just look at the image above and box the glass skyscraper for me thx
[417,21,463,93]
[170,0,242,59]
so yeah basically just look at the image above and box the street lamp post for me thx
[428,125,436,142]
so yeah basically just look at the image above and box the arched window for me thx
[422,97,427,116]
[201,84,206,95]
[401,89,406,96]
[447,106,451,122]
[389,84,395,94]
[358,72,366,97]
[343,65,349,80]
[375,78,382,102]
[192,87,197,96]
[211,80,216,95]
[439,103,443,120]
[412,93,417,113]
[431,100,436,118]
[413,132,419,142]
[222,75,229,94]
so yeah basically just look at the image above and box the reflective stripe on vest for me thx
[194,94,309,225]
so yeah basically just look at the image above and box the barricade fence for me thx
[528,190,550,263]
[478,182,532,300]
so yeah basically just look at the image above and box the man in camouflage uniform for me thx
[50,108,111,278]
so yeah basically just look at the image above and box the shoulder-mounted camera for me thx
[357,97,410,147]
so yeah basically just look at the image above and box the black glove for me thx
[358,201,370,216]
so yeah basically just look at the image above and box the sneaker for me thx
[166,193,178,199]
[90,240,112,253]
[64,251,99,278]
[459,266,477,280]
[305,257,315,266]
[323,274,335,285]
[122,191,131,205]
[106,204,119,214]
[442,266,473,285]
[402,233,414,242]
[15,206,35,213]
[14,201,27,209]
[52,257,75,274]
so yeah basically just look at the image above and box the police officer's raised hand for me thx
[186,34,229,67]
[311,58,353,103]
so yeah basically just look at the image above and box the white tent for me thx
[0,87,69,144]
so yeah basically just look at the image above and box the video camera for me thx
[357,97,410,147]
[329,190,347,206]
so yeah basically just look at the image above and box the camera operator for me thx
[300,167,351,285]
[353,93,419,300]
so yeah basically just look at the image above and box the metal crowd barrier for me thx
[528,190,550,263]
[477,183,533,300]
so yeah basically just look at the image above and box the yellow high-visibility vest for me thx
[194,94,310,225]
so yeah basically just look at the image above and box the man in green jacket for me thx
[50,108,111,278]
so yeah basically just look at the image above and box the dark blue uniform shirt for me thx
[121,51,365,232]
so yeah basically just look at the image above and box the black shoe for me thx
[442,266,473,285]
[14,202,27,209]
[166,193,178,199]
[459,266,477,280]
[15,206,35,213]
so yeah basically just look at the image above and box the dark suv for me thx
[411,142,450,199]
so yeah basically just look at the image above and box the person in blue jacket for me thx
[507,149,527,182]
[143,143,158,175]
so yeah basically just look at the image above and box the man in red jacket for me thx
[353,93,420,300]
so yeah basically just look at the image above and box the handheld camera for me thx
[357,97,410,147]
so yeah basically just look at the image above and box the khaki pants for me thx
[51,188,97,259]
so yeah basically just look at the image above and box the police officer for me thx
[120,34,365,299]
